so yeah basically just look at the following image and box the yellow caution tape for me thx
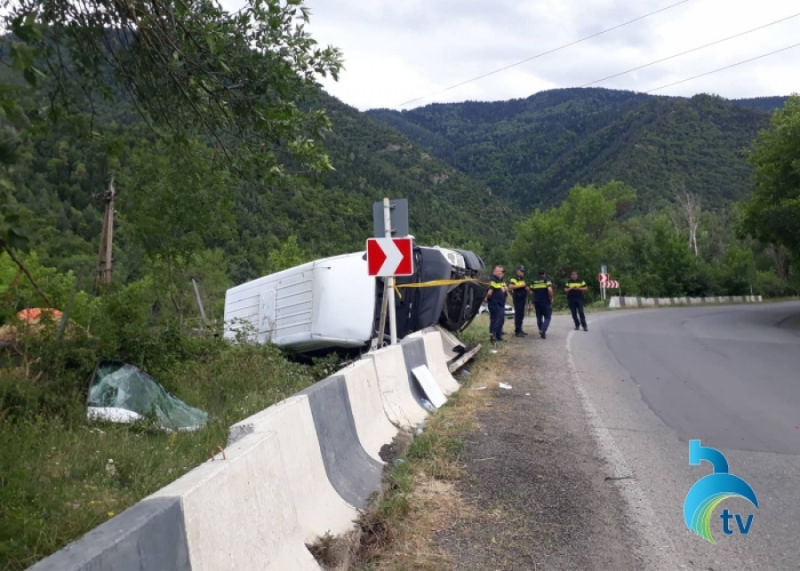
[390,278,491,299]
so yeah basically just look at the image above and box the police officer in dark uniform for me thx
[484,265,507,343]
[564,271,589,331]
[530,268,553,339]
[508,266,531,337]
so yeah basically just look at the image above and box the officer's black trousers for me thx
[514,298,526,333]
[534,302,552,332]
[489,303,505,338]
[568,298,587,329]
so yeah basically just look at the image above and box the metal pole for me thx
[384,197,398,345]
[375,279,389,349]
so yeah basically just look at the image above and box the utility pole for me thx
[95,178,116,294]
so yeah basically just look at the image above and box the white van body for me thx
[223,252,376,352]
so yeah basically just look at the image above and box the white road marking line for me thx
[566,323,683,571]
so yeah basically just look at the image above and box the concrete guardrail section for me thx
[609,295,763,309]
[27,328,469,570]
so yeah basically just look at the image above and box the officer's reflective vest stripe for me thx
[490,280,505,289]
[531,280,552,289]
[509,278,526,287]
[566,281,586,288]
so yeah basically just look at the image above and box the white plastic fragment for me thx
[87,407,143,424]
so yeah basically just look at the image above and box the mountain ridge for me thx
[367,88,789,211]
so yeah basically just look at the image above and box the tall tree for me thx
[678,188,702,257]
[741,95,800,261]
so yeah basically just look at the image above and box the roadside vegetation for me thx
[0,277,338,569]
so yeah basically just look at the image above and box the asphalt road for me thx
[569,302,800,570]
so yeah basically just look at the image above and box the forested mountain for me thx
[733,96,790,113]
[5,89,514,286]
[367,88,788,211]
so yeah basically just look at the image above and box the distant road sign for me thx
[366,237,414,276]
[606,280,619,289]
[598,273,608,285]
[373,199,409,238]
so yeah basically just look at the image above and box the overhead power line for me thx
[582,12,800,88]
[395,0,692,108]
[645,41,800,93]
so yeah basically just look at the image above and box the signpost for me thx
[598,269,620,300]
[370,198,411,346]
[599,267,607,301]
[372,198,409,238]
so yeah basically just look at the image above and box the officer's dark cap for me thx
[538,268,545,275]
[516,266,525,272]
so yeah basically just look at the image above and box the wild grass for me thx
[0,323,330,570]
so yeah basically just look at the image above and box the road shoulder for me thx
[432,316,646,570]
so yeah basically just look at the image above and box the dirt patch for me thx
[379,429,414,464]
[433,316,645,570]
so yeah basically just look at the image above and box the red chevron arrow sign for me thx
[366,237,414,276]
[599,274,619,288]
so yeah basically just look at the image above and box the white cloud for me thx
[221,0,800,110]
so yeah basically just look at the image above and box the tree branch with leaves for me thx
[1,0,343,177]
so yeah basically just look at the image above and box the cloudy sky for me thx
[231,0,800,111]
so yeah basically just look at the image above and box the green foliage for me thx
[120,139,234,268]
[1,98,513,287]
[1,0,343,178]
[510,182,635,289]
[369,88,778,212]
[269,235,309,273]
[0,250,93,326]
[509,181,788,300]
[741,95,800,258]
[0,273,323,570]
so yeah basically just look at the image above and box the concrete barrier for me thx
[429,324,481,373]
[609,295,763,309]
[399,335,450,405]
[362,344,428,429]
[28,497,191,571]
[30,433,320,571]
[431,325,463,362]
[405,331,461,396]
[297,375,384,510]
[228,396,359,540]
[339,358,398,463]
[152,432,320,571]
